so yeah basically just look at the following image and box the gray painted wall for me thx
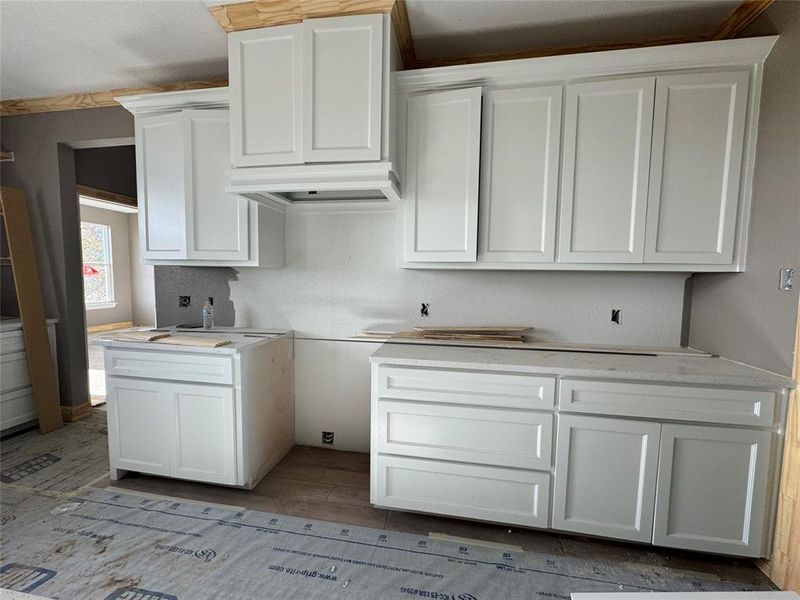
[156,209,690,346]
[689,3,800,376]
[75,145,137,198]
[0,106,134,407]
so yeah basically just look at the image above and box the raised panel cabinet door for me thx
[552,414,661,542]
[558,77,655,263]
[136,112,187,259]
[168,382,238,486]
[653,424,772,556]
[404,87,482,262]
[479,85,562,263]
[184,110,250,261]
[106,376,172,476]
[645,71,750,264]
[228,24,303,166]
[303,14,383,162]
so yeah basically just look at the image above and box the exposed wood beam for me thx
[208,0,394,33]
[390,0,416,69]
[711,0,775,40]
[0,79,227,117]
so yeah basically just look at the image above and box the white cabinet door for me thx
[558,77,655,263]
[645,71,750,264]
[168,382,238,485]
[303,14,383,162]
[403,87,482,262]
[552,414,661,542]
[653,424,771,556]
[106,376,172,476]
[136,112,187,260]
[479,86,562,263]
[229,24,303,166]
[184,110,249,261]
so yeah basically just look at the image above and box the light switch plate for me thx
[779,268,795,291]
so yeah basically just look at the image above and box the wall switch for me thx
[779,268,795,291]
[178,295,191,308]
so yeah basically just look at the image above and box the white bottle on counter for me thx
[202,298,215,329]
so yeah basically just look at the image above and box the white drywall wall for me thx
[128,214,155,326]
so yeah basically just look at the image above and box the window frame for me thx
[80,220,117,310]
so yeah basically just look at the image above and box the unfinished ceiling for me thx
[0,0,748,102]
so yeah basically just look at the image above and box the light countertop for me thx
[370,342,794,389]
[99,329,292,355]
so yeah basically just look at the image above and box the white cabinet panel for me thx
[653,424,771,556]
[403,87,482,262]
[303,14,383,162]
[170,384,237,485]
[105,349,234,385]
[137,113,186,259]
[479,86,562,262]
[552,414,660,542]
[376,455,550,528]
[377,400,553,470]
[645,71,749,264]
[185,110,249,261]
[558,77,655,263]
[229,25,303,166]
[106,377,172,476]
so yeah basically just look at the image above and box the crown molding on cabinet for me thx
[114,86,230,116]
[395,36,778,93]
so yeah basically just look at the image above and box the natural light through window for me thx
[81,221,115,309]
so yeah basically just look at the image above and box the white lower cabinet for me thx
[551,414,660,543]
[653,424,772,557]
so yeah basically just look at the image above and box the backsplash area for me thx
[154,209,690,346]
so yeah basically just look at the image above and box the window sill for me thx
[86,302,117,311]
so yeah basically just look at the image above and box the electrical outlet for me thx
[178,295,191,308]
[321,431,335,445]
[611,309,621,324]
[420,303,430,317]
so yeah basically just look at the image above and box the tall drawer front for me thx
[105,349,235,385]
[0,330,26,355]
[559,379,776,427]
[375,455,550,528]
[377,400,552,469]
[377,365,555,410]
[1,387,37,430]
[1,352,31,393]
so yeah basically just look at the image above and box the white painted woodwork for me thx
[185,110,249,261]
[552,414,660,542]
[106,376,173,476]
[228,25,303,166]
[559,379,776,427]
[403,87,482,262]
[653,424,772,556]
[0,353,32,394]
[558,77,655,263]
[376,365,555,410]
[136,112,186,260]
[303,14,383,162]
[375,455,550,528]
[645,71,750,263]
[376,400,553,470]
[105,349,234,385]
[170,383,238,485]
[479,85,562,262]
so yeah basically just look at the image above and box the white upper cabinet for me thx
[558,77,655,263]
[479,86,562,263]
[229,14,384,167]
[645,71,750,264]
[303,14,383,162]
[403,87,482,262]
[228,25,303,167]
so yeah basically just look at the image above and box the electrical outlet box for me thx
[178,295,191,308]
[321,431,334,445]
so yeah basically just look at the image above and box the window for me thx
[81,222,115,308]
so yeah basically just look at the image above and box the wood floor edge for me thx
[61,401,93,423]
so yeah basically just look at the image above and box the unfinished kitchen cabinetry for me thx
[228,14,384,167]
[118,88,285,267]
[396,37,775,271]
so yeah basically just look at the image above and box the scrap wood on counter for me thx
[361,326,532,343]
[102,331,233,347]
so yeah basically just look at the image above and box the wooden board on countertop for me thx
[152,335,233,348]
[103,331,171,342]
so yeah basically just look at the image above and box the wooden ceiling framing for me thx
[0,0,774,117]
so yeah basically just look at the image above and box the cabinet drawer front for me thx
[377,400,552,469]
[375,455,550,528]
[1,387,37,431]
[377,365,555,410]
[105,349,234,385]
[559,379,775,427]
[0,330,26,355]
[0,352,30,393]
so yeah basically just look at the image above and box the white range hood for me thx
[225,161,400,206]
